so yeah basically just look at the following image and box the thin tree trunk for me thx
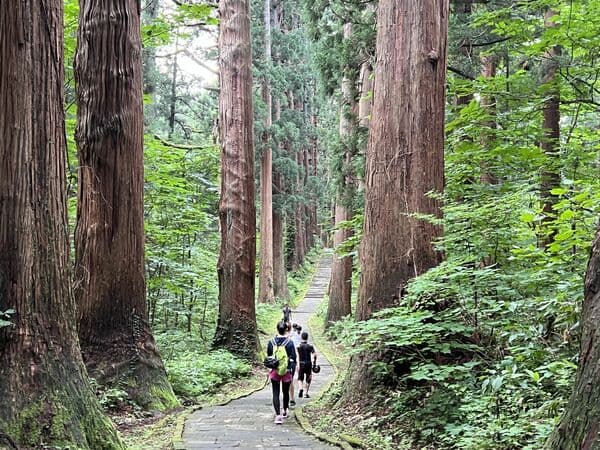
[0,2,123,447]
[294,148,306,267]
[213,0,259,360]
[480,53,498,185]
[456,0,474,107]
[358,61,373,127]
[326,203,353,325]
[142,0,160,96]
[539,8,561,247]
[168,38,179,139]
[272,102,290,299]
[74,0,177,410]
[258,0,275,303]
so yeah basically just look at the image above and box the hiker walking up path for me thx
[182,257,335,449]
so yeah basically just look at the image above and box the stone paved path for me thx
[182,257,336,449]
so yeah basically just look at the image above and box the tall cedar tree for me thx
[347,0,448,394]
[545,227,600,449]
[271,1,289,300]
[258,0,275,303]
[213,0,260,359]
[74,0,176,409]
[327,22,356,327]
[0,2,123,448]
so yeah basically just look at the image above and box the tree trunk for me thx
[74,0,177,411]
[358,61,373,127]
[346,0,448,400]
[480,53,498,185]
[539,8,561,247]
[328,22,357,327]
[272,98,290,299]
[213,0,259,360]
[355,0,448,322]
[0,2,123,448]
[258,0,275,303]
[273,197,290,299]
[294,147,306,267]
[455,0,474,107]
[545,227,600,449]
[142,0,160,96]
[326,203,353,325]
[168,37,179,139]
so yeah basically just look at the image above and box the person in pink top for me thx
[267,321,296,424]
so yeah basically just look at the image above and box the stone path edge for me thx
[292,299,366,450]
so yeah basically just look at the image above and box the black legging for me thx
[271,379,291,415]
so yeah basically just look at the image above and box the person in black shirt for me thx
[297,332,316,398]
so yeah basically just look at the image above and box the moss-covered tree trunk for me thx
[545,227,600,449]
[0,2,123,448]
[345,0,448,397]
[213,0,260,360]
[74,0,177,410]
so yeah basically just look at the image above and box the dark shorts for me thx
[298,362,312,383]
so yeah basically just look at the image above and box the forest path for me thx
[181,257,336,449]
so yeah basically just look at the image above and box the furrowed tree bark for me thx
[258,0,275,303]
[74,0,177,410]
[346,0,448,397]
[355,0,447,321]
[539,8,561,248]
[0,2,123,448]
[327,22,356,327]
[545,227,600,450]
[213,0,259,360]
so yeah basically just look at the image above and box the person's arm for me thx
[267,340,273,357]
[312,346,317,364]
[287,341,296,363]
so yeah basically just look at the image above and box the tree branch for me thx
[153,134,213,150]
[448,66,475,80]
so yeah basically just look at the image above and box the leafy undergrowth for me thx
[302,270,577,449]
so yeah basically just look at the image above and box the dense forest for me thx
[2,0,600,449]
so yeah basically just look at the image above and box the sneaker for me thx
[290,400,296,407]
[274,415,283,425]
[282,409,289,418]
[299,389,303,398]
[304,393,310,398]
